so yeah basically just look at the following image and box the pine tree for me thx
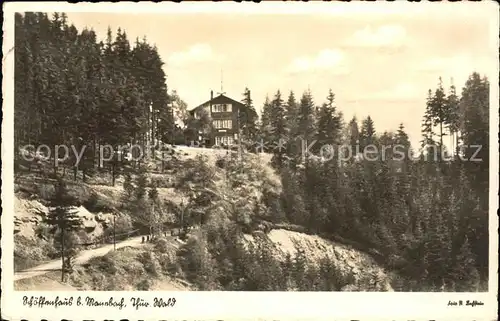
[283,91,300,165]
[451,237,480,291]
[147,182,163,236]
[316,89,343,155]
[458,73,489,279]
[259,96,273,152]
[430,77,448,151]
[269,90,287,168]
[459,73,489,193]
[394,123,412,173]
[44,179,81,282]
[284,91,299,137]
[421,89,436,151]
[297,90,317,147]
[135,169,148,200]
[360,116,376,152]
[240,87,258,143]
[395,123,411,152]
[445,80,460,156]
[123,172,134,199]
[347,117,360,159]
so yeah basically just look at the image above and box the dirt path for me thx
[14,236,147,281]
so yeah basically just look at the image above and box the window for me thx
[215,136,233,146]
[213,119,232,129]
[212,104,232,113]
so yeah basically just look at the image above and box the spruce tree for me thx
[316,89,343,154]
[360,116,376,152]
[240,87,258,143]
[44,179,81,282]
[347,116,360,160]
[451,237,480,291]
[421,89,436,151]
[297,90,317,148]
[269,90,287,168]
[284,91,299,137]
[445,80,460,156]
[430,77,448,152]
[259,96,273,152]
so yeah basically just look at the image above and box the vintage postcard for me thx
[2,1,498,320]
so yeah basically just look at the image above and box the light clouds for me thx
[417,54,490,75]
[167,43,224,67]
[346,24,408,48]
[415,54,492,87]
[64,10,494,149]
[285,49,349,74]
[359,83,421,102]
[417,55,471,73]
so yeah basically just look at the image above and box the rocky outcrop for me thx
[14,196,112,243]
[245,228,393,292]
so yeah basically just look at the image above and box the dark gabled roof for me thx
[189,93,246,112]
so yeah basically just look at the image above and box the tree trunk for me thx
[97,139,101,169]
[113,214,116,251]
[439,123,443,148]
[161,151,165,173]
[92,137,97,169]
[111,162,116,186]
[151,106,155,148]
[61,229,65,283]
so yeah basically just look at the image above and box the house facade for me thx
[189,91,246,147]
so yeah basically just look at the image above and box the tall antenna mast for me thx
[218,68,225,95]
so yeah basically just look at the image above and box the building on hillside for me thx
[188,90,247,147]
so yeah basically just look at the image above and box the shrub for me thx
[136,279,152,290]
[137,252,161,276]
[215,156,227,169]
[14,235,58,271]
[153,237,170,253]
[37,184,55,200]
[83,193,113,213]
[102,215,133,242]
[75,229,93,246]
[177,236,219,290]
[35,223,53,241]
[89,255,118,275]
[157,253,178,276]
[150,175,174,188]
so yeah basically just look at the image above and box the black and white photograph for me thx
[2,2,498,320]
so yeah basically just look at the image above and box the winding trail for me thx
[14,236,149,281]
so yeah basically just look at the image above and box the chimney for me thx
[209,90,213,118]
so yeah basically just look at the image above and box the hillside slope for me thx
[13,147,394,291]
[247,229,393,291]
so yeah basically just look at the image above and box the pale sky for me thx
[62,3,496,148]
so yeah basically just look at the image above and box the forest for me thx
[14,12,490,291]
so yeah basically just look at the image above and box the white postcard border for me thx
[2,2,499,320]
